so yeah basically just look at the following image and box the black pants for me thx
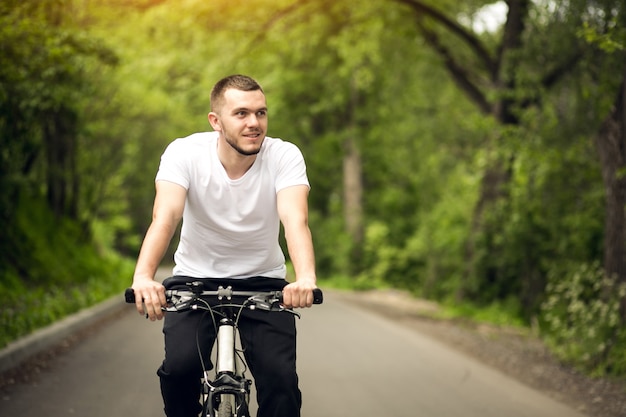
[157,277,302,417]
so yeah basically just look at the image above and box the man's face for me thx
[209,88,268,156]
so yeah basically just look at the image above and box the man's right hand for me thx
[131,278,167,321]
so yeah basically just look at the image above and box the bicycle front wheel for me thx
[217,394,234,417]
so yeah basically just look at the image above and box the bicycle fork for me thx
[203,318,252,417]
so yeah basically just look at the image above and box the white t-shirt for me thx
[155,131,310,279]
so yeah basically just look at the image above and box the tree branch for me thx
[418,20,492,114]
[393,0,497,78]
[261,0,315,32]
[541,51,583,90]
[496,0,530,72]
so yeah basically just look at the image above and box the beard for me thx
[224,132,263,156]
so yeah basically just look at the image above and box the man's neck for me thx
[217,140,257,180]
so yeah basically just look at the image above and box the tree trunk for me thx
[343,136,363,244]
[344,74,364,270]
[43,109,79,219]
[594,67,626,319]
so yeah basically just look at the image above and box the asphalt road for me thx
[0,291,586,417]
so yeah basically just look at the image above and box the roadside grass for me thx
[0,194,136,349]
[433,298,528,329]
[0,254,134,349]
[317,273,527,330]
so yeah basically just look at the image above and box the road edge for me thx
[0,266,173,375]
[0,295,128,374]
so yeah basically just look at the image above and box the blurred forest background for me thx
[1,0,626,376]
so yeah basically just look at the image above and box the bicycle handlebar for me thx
[124,283,323,313]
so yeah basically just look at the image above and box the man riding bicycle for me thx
[130,74,318,417]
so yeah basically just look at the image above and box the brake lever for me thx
[247,294,280,311]
[247,294,301,318]
[163,289,198,312]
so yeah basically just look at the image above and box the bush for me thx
[541,262,626,375]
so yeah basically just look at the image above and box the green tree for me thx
[0,0,118,272]
[380,0,625,318]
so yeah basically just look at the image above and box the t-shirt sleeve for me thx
[274,142,310,192]
[155,139,190,189]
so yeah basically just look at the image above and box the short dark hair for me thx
[210,75,264,112]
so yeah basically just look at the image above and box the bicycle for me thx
[125,280,323,417]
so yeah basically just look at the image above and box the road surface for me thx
[0,291,586,417]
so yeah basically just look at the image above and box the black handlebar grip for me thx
[124,288,136,304]
[280,288,324,304]
[312,288,323,304]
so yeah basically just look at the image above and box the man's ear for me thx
[208,112,221,131]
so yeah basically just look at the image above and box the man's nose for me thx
[247,114,259,127]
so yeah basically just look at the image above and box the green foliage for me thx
[460,68,606,318]
[0,0,119,227]
[358,221,408,289]
[358,163,479,298]
[0,194,134,348]
[308,204,355,277]
[437,298,526,328]
[541,262,626,375]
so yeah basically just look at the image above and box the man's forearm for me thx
[133,221,177,282]
[285,223,317,283]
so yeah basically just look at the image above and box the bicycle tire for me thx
[217,394,234,417]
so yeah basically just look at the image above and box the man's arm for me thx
[277,184,317,308]
[131,180,187,320]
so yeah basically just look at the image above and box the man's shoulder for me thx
[159,132,216,173]
[262,136,302,156]
[157,132,216,187]
[169,131,217,150]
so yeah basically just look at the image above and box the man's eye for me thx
[257,111,267,117]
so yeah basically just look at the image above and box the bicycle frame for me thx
[202,305,252,417]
